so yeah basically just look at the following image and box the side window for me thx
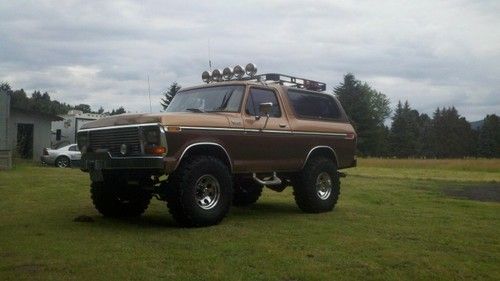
[69,145,78,151]
[287,90,340,120]
[245,88,281,117]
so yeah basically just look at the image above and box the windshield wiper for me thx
[209,90,234,112]
[185,108,205,113]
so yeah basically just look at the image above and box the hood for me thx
[80,112,233,129]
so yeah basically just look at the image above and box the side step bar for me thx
[253,172,282,186]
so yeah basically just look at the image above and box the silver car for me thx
[41,144,81,168]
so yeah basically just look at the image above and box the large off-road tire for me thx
[166,156,233,227]
[233,178,263,206]
[90,181,152,217]
[292,157,340,213]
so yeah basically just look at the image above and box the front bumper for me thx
[81,152,165,171]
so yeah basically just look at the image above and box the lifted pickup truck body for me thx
[78,70,357,227]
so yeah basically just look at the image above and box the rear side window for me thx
[69,145,78,151]
[246,88,281,117]
[287,90,340,120]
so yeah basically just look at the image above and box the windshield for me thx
[166,85,245,113]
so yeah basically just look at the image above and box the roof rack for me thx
[201,63,326,92]
[248,73,326,92]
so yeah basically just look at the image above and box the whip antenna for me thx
[208,39,212,71]
[147,75,152,113]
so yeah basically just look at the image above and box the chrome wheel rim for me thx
[57,158,69,168]
[195,175,221,210]
[315,172,332,200]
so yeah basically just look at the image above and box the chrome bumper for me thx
[81,152,165,171]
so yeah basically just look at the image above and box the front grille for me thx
[88,127,142,157]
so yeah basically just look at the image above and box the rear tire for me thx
[292,157,340,213]
[166,156,233,227]
[91,181,152,217]
[55,156,70,168]
[233,178,263,206]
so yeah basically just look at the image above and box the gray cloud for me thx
[0,0,499,120]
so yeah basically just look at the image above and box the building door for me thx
[17,123,34,159]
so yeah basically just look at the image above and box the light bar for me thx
[200,63,326,91]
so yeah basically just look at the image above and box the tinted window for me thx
[69,145,78,151]
[246,88,281,117]
[287,90,340,120]
[166,85,244,113]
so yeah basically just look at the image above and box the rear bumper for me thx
[40,155,54,165]
[80,152,165,171]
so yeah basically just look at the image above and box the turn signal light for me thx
[166,126,182,132]
[146,146,167,155]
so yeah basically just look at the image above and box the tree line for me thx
[0,83,126,116]
[334,74,499,158]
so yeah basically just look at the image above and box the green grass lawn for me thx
[0,159,499,280]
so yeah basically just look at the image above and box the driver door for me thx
[241,87,293,172]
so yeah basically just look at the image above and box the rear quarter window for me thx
[286,89,341,120]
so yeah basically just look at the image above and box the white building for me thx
[51,110,107,148]
[1,91,63,168]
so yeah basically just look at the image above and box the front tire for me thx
[292,157,340,213]
[166,156,233,227]
[91,181,152,217]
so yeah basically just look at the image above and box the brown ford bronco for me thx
[77,64,357,227]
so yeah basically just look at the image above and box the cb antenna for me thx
[147,75,152,113]
[208,39,212,71]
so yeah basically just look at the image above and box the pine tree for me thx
[334,73,391,156]
[161,82,181,110]
[477,114,500,158]
[429,107,474,158]
[110,106,126,115]
[417,113,432,157]
[388,101,422,157]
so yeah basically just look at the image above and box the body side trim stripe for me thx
[179,126,348,137]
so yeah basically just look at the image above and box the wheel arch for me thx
[176,142,233,172]
[302,146,338,169]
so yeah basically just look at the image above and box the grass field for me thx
[0,159,499,280]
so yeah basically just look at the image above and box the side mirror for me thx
[259,102,273,117]
[257,102,273,131]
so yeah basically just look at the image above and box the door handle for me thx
[279,124,287,128]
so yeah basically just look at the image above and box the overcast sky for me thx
[1,0,499,121]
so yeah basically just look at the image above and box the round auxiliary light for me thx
[233,65,245,79]
[245,63,257,77]
[211,69,222,82]
[222,67,233,80]
[202,71,211,83]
